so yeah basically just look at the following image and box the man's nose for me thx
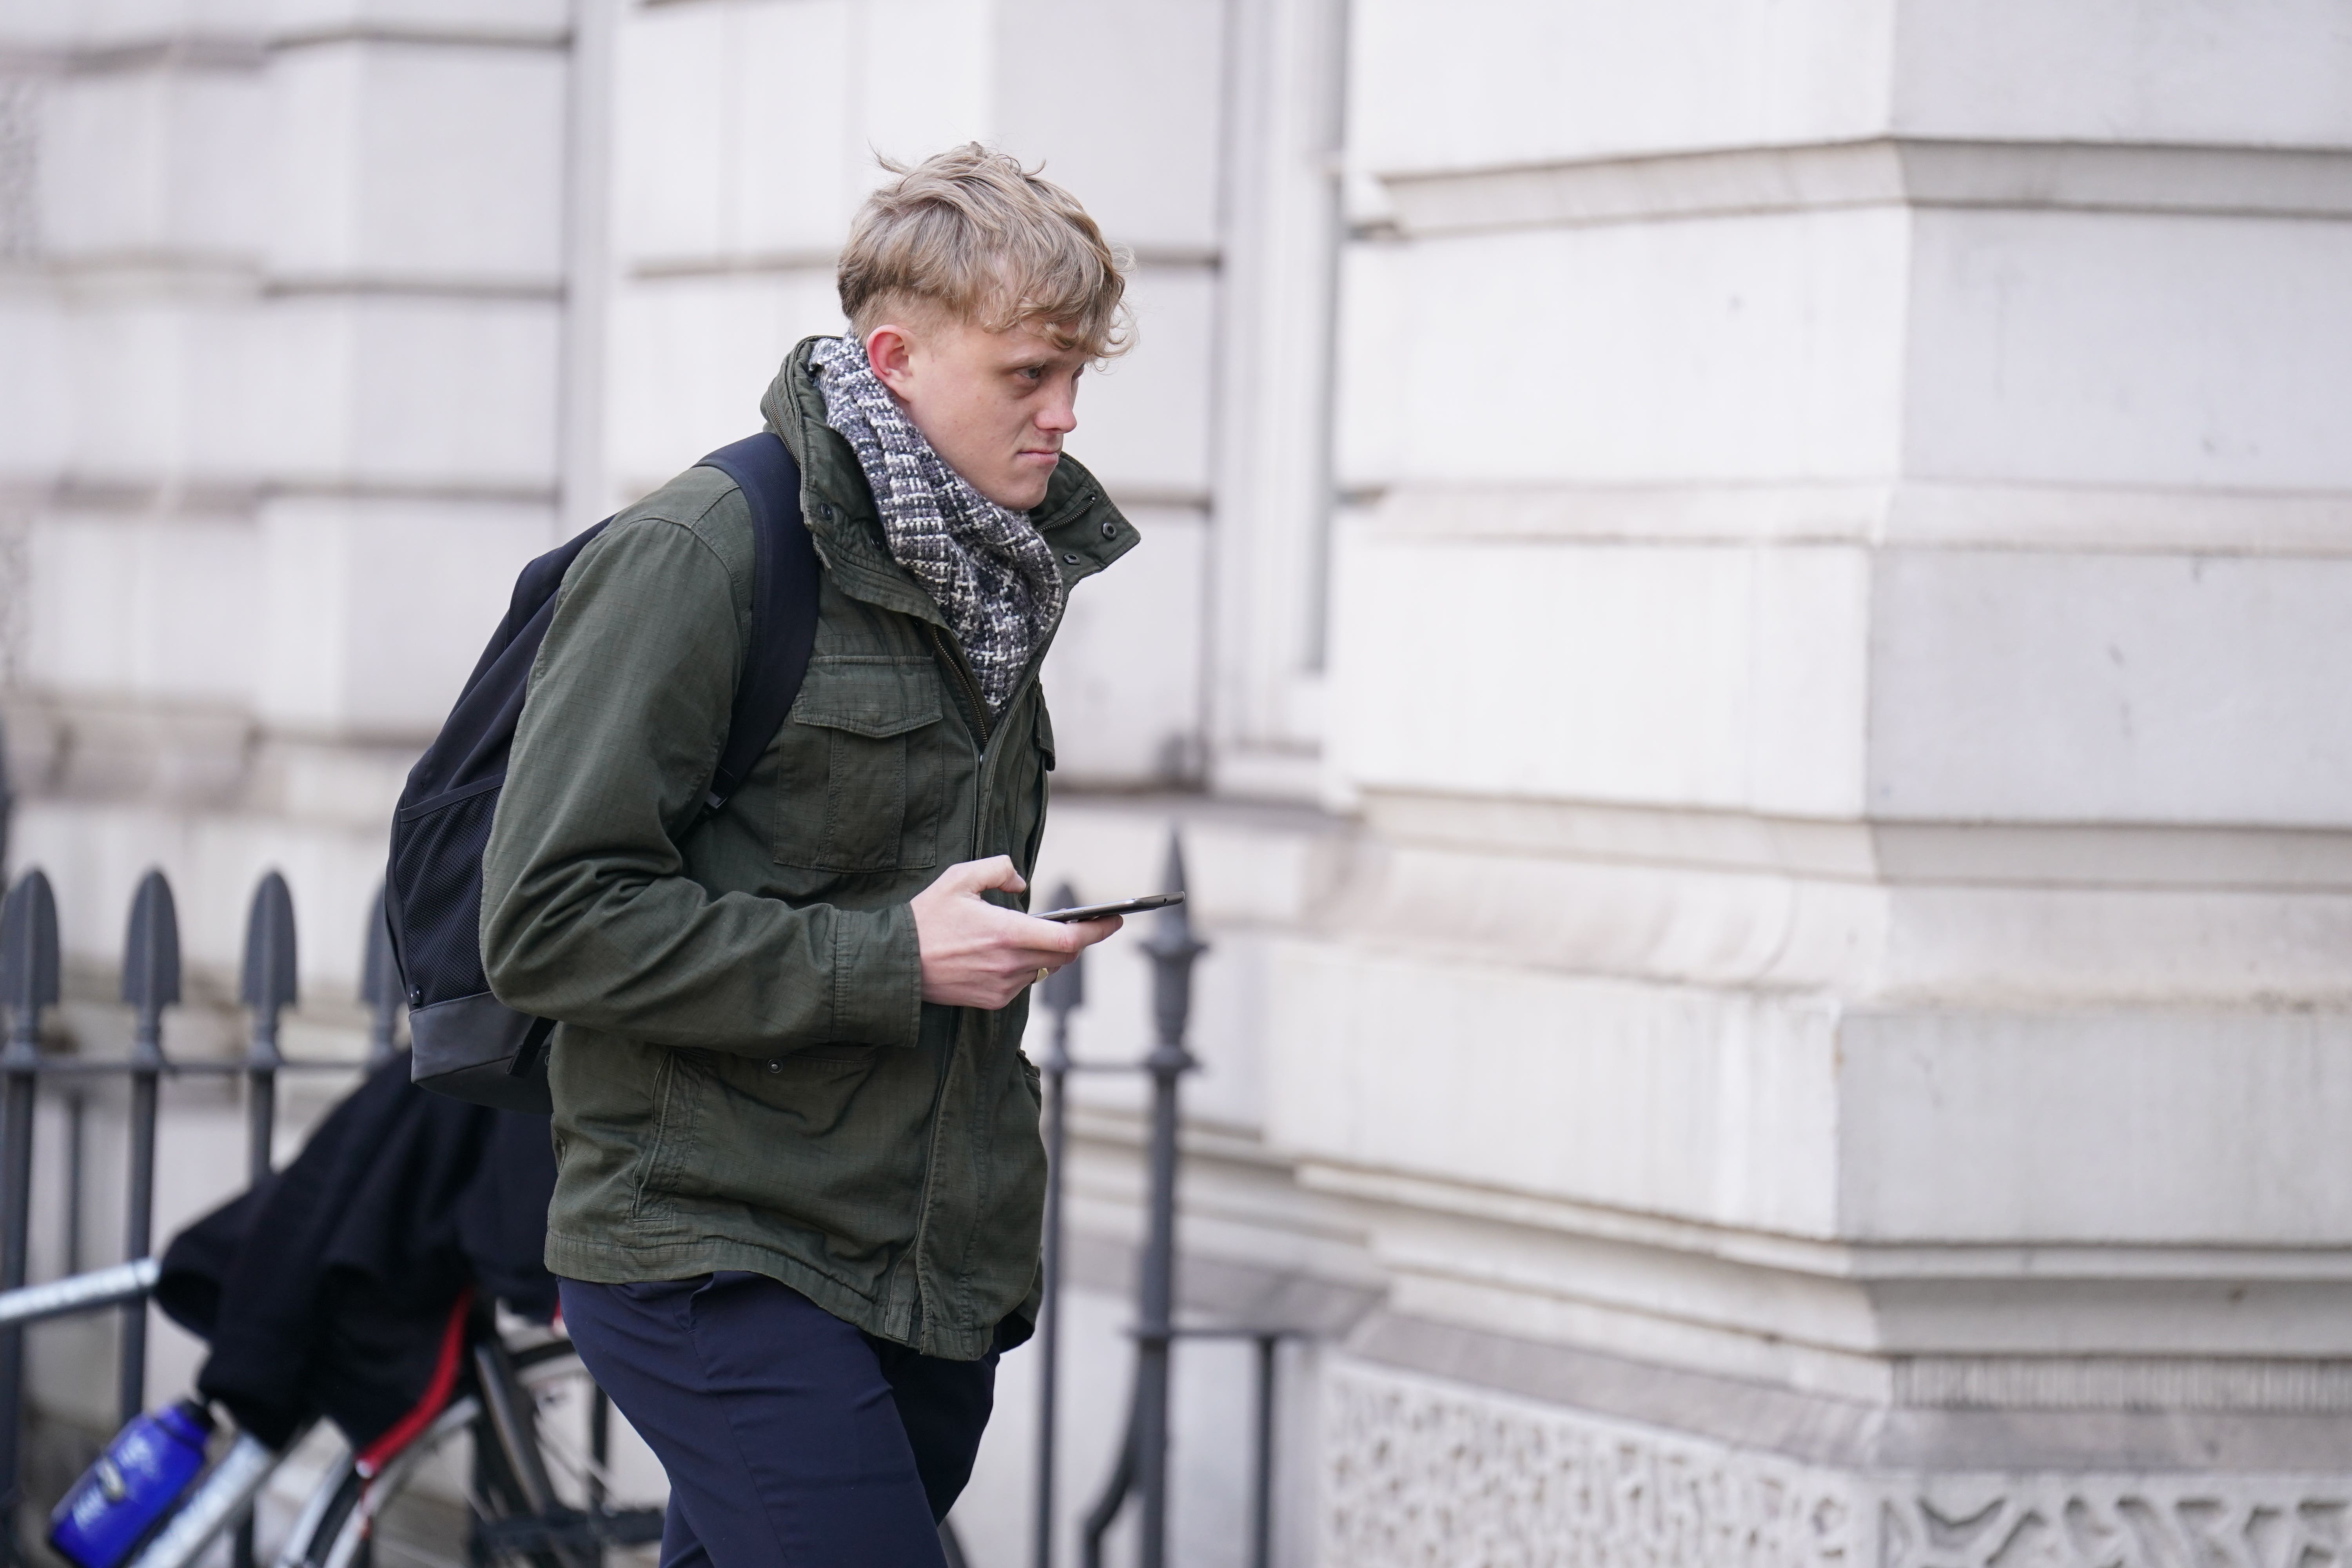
[1036,383,1078,437]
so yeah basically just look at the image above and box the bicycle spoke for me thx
[301,1341,660,1568]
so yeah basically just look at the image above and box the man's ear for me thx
[865,325,918,397]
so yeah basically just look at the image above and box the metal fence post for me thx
[0,719,13,887]
[120,871,179,1422]
[238,873,296,1185]
[60,1095,83,1279]
[1134,835,1203,1568]
[234,873,295,1568]
[1032,884,1084,1568]
[0,871,58,1560]
[1248,1334,1278,1568]
[359,885,399,1072]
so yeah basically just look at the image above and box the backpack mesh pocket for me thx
[389,784,499,1007]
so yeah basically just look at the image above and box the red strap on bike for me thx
[356,1287,475,1478]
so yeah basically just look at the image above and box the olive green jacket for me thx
[479,339,1136,1359]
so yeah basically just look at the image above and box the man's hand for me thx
[911,857,1122,1010]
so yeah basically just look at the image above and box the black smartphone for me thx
[1034,892,1186,923]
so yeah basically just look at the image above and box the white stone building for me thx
[5,0,2352,1564]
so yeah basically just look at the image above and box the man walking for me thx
[479,145,1135,1567]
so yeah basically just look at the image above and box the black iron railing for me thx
[1034,834,1304,1568]
[0,826,1294,1567]
[0,864,390,1563]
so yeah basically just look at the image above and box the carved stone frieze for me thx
[1326,1363,2352,1568]
[1326,1365,1859,1568]
[1877,1484,2352,1568]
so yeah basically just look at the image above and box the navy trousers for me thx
[558,1273,998,1568]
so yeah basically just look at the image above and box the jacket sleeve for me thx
[478,510,923,1053]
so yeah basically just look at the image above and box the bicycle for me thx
[281,1328,657,1568]
[123,1313,662,1568]
[262,1321,975,1568]
[13,1266,971,1568]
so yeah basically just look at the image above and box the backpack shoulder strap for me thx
[695,432,820,817]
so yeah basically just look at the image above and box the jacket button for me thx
[765,1058,783,1074]
[1100,521,1116,539]
[1062,552,1079,565]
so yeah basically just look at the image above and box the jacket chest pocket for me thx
[773,657,944,872]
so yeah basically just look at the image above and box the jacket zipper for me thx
[929,624,992,751]
[907,619,1061,1352]
[908,621,994,1351]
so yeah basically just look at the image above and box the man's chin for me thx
[987,476,1054,512]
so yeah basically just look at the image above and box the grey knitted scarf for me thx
[811,335,1064,717]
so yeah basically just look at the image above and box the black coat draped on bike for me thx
[155,1054,557,1452]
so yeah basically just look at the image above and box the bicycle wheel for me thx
[280,1337,664,1568]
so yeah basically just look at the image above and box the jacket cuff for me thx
[829,902,924,1048]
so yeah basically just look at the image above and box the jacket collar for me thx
[761,336,1139,628]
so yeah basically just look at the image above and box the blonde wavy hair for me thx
[838,144,1131,360]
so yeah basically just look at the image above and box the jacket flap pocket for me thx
[1033,704,1055,769]
[789,657,943,739]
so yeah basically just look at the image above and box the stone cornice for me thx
[0,475,557,514]
[1357,479,2352,556]
[1377,137,2352,236]
[0,25,568,77]
[1299,1158,2352,1291]
[1343,1322,2352,1469]
[1357,790,2352,893]
[626,243,1218,282]
[11,253,566,306]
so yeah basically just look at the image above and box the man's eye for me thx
[1018,366,1045,381]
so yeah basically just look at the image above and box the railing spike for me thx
[1142,831,1204,1046]
[0,871,59,1021]
[1143,831,1198,955]
[122,869,181,1015]
[239,870,298,1018]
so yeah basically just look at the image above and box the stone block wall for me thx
[6,2,2352,1565]
[1282,0,2352,1559]
[0,0,572,998]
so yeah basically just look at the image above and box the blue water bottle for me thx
[48,1398,216,1568]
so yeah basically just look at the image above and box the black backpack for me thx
[386,434,820,1113]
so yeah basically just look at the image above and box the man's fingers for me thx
[1011,912,1120,957]
[1069,913,1122,946]
[1035,922,1086,955]
[935,858,997,894]
[1037,914,1120,954]
[912,862,1121,1010]
[932,856,1025,897]
[970,856,1026,895]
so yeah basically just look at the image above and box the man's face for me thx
[864,314,1088,512]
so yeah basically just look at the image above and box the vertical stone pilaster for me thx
[1294,0,2352,1554]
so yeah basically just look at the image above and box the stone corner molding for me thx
[1376,137,2352,237]
[1324,1361,2352,1568]
[0,25,569,78]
